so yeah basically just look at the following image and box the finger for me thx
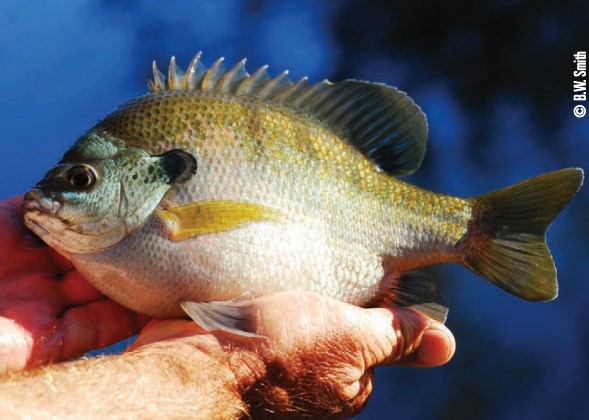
[0,196,41,252]
[0,250,56,283]
[0,196,62,270]
[335,368,375,417]
[127,319,202,351]
[29,300,148,367]
[0,272,63,305]
[59,270,104,305]
[349,369,374,414]
[364,307,455,368]
[49,247,75,273]
[0,317,33,376]
[0,298,62,375]
[60,300,148,356]
[0,197,59,275]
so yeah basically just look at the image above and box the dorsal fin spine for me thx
[219,59,248,92]
[183,52,206,90]
[291,80,328,108]
[246,65,270,95]
[273,77,309,102]
[168,56,184,90]
[152,61,166,91]
[201,57,225,91]
[233,65,264,95]
[258,71,291,99]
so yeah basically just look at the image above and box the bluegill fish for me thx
[22,53,583,336]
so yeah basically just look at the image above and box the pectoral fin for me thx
[157,200,285,240]
[180,294,261,338]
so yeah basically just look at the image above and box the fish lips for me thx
[22,188,62,215]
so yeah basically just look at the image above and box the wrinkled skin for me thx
[0,196,454,417]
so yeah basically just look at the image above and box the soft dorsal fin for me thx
[148,53,428,176]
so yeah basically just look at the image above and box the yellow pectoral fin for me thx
[156,200,286,241]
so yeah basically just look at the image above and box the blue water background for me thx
[0,1,587,418]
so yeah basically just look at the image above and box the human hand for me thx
[128,291,455,418]
[0,196,148,375]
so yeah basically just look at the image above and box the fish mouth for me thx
[22,188,62,215]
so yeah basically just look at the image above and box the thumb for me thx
[362,306,456,368]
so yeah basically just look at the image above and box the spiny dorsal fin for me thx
[148,53,428,176]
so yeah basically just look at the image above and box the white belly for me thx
[72,216,384,318]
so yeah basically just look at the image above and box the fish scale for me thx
[22,54,583,336]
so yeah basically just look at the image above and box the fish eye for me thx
[65,165,97,189]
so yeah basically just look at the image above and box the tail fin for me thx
[462,168,583,301]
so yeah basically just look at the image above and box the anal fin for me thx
[370,271,448,323]
[180,293,261,338]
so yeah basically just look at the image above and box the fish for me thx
[22,53,583,337]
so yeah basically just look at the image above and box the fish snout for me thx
[22,188,61,215]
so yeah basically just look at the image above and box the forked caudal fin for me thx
[462,168,584,302]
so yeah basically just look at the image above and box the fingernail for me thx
[415,324,455,366]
